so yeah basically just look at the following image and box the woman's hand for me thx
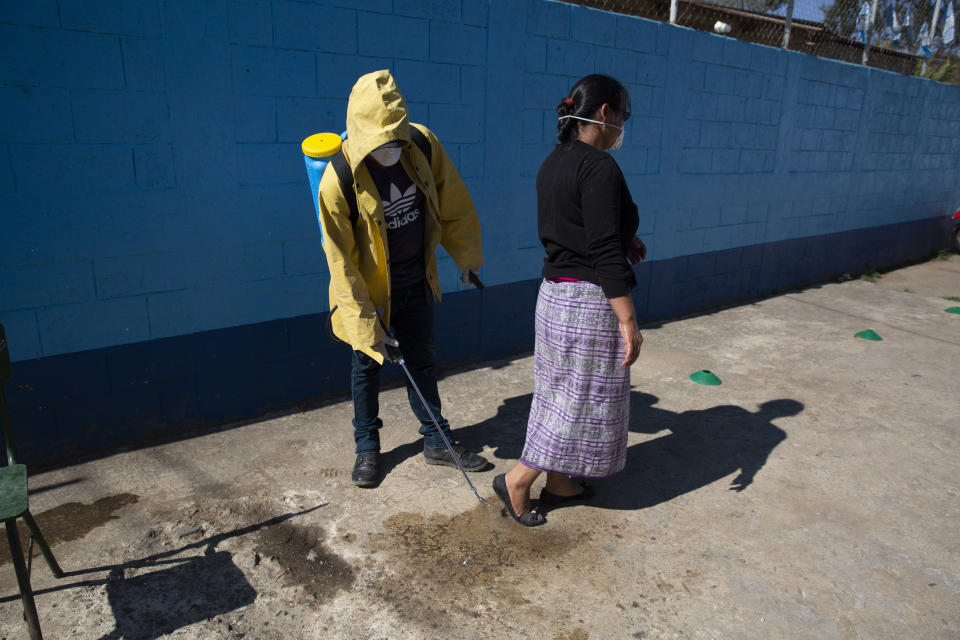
[609,295,643,367]
[618,320,643,367]
[627,236,647,265]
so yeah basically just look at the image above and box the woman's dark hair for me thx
[556,74,631,144]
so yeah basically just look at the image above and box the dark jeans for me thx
[351,281,452,454]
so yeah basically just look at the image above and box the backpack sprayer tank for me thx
[301,131,346,246]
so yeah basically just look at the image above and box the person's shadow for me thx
[590,392,800,510]
[0,507,323,640]
[376,392,532,481]
[373,385,533,481]
[444,390,801,511]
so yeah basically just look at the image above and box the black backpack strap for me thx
[409,125,432,166]
[331,151,359,227]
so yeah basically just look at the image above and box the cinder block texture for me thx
[2,0,958,373]
[228,0,272,47]
[121,37,166,90]
[358,12,428,59]
[231,47,316,96]
[1,25,124,88]
[38,297,151,355]
[274,2,357,53]
[72,90,171,143]
[0,311,42,361]
[94,253,189,298]
[58,0,162,36]
[0,0,60,27]
[0,86,74,143]
[0,146,15,193]
[11,144,136,193]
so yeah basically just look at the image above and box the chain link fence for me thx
[573,0,959,83]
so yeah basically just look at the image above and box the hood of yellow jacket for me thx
[344,69,411,173]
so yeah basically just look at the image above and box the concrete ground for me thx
[2,255,959,640]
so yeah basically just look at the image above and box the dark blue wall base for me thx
[4,279,543,467]
[6,216,949,465]
[636,216,950,321]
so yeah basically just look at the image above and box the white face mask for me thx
[557,115,625,151]
[609,127,625,151]
[369,145,402,167]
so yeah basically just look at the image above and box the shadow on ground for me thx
[407,390,801,511]
[99,549,256,640]
[595,393,800,510]
[1,507,323,640]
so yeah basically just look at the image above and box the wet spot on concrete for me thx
[253,522,354,601]
[377,498,573,585]
[0,493,139,566]
[367,497,575,626]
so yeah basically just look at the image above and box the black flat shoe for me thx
[352,453,380,487]
[539,483,595,507]
[492,474,545,527]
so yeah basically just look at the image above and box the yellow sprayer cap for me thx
[301,132,343,158]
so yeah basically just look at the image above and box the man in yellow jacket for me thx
[317,70,488,487]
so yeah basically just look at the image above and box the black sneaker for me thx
[423,443,488,471]
[352,453,380,487]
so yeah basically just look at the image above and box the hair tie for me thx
[563,97,574,106]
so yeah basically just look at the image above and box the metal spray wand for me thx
[381,272,489,505]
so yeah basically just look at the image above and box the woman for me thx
[493,74,646,526]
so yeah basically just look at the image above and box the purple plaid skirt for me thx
[520,279,630,478]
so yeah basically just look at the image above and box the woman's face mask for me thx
[609,126,625,151]
[557,115,625,151]
[369,143,403,166]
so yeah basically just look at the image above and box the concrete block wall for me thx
[1,0,502,364]
[2,0,959,462]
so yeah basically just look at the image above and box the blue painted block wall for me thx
[2,0,959,462]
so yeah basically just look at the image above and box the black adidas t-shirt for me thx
[366,158,426,289]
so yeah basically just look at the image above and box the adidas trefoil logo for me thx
[382,183,420,230]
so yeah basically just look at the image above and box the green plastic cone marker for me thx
[945,307,960,314]
[855,330,883,341]
[689,370,722,385]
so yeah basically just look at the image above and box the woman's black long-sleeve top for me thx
[536,140,640,298]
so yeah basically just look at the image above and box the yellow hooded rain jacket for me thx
[317,70,483,364]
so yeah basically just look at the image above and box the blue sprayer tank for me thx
[301,131,346,246]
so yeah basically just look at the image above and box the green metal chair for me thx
[0,323,63,640]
